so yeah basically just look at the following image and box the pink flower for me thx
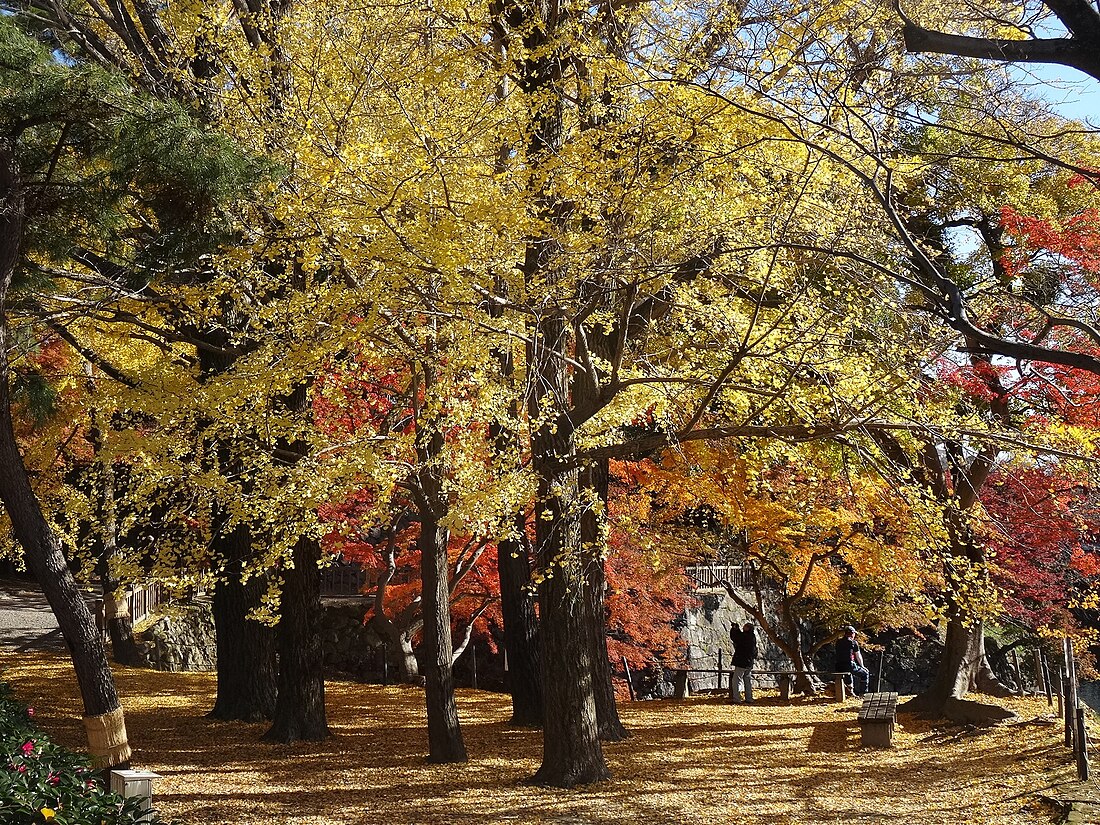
[26,708,34,717]
[86,780,96,789]
[47,772,60,785]
[16,765,26,774]
[20,741,34,756]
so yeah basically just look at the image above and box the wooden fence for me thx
[1063,638,1090,780]
[684,564,753,590]
[127,583,160,625]
[320,564,375,596]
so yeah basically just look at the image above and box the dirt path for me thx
[0,577,66,653]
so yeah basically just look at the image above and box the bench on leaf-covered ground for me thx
[669,668,853,701]
[857,692,898,747]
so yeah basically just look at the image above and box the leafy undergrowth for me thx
[1,652,1072,824]
[0,671,173,825]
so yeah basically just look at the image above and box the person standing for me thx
[834,625,870,697]
[729,622,757,704]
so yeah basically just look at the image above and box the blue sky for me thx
[1010,63,1100,125]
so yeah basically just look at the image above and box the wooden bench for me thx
[758,671,852,702]
[671,668,850,702]
[857,692,898,747]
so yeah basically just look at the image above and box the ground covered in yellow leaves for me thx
[0,652,1076,824]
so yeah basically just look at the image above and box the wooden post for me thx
[622,656,636,702]
[381,642,389,688]
[779,673,791,702]
[1064,638,1073,748]
[1040,648,1053,707]
[1011,649,1024,695]
[1057,668,1064,722]
[834,674,847,702]
[717,648,724,692]
[1033,649,1045,698]
[876,651,885,693]
[471,646,478,690]
[673,669,689,699]
[1078,706,1090,781]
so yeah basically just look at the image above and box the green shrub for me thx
[0,681,173,825]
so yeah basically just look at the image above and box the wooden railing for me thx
[320,564,375,596]
[685,564,753,590]
[127,583,160,625]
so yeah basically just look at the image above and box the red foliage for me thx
[312,353,412,440]
[981,468,1100,627]
[1000,205,1100,280]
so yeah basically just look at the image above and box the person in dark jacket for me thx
[834,625,870,697]
[729,622,757,704]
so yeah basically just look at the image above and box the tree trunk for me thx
[369,613,421,683]
[90,440,141,667]
[419,492,467,762]
[497,529,543,727]
[0,140,130,769]
[902,615,1015,722]
[208,525,276,722]
[580,460,628,742]
[94,476,142,666]
[905,498,1013,721]
[529,460,608,786]
[196,340,276,721]
[778,605,820,695]
[528,315,609,787]
[101,575,142,667]
[263,535,328,742]
[262,378,329,742]
[487,331,543,727]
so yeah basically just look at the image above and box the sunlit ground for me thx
[1,652,1074,824]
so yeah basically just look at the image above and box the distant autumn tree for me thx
[615,442,935,694]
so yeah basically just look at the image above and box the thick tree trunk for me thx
[101,576,142,667]
[419,496,467,762]
[497,529,543,727]
[262,378,329,742]
[902,615,1015,722]
[264,535,328,742]
[528,315,609,787]
[910,614,975,711]
[197,341,276,721]
[0,141,130,768]
[529,460,608,786]
[208,526,276,722]
[580,461,628,742]
[905,500,1013,722]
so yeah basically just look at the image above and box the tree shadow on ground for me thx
[806,719,854,753]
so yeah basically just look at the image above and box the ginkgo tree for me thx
[13,0,1100,786]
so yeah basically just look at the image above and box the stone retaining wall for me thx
[137,598,380,675]
[139,605,217,672]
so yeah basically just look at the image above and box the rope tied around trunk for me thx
[83,706,131,768]
[103,592,130,621]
